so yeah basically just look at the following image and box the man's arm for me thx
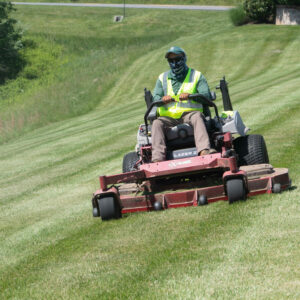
[196,74,212,100]
[152,78,164,102]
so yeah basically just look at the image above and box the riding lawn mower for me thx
[91,77,290,221]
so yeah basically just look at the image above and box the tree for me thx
[0,1,23,84]
[276,0,300,5]
[243,0,276,23]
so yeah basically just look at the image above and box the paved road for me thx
[13,2,233,11]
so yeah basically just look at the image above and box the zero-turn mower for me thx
[91,77,290,221]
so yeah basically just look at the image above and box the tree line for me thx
[0,1,23,84]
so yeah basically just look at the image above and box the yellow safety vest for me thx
[157,68,203,119]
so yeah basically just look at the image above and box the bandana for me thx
[168,56,188,81]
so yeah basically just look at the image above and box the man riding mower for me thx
[91,47,291,221]
[151,46,216,162]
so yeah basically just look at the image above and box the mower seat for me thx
[165,117,217,150]
[166,124,195,149]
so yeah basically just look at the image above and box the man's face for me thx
[167,53,186,75]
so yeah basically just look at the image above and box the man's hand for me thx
[179,93,190,101]
[162,95,174,104]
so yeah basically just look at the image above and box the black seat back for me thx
[144,88,153,109]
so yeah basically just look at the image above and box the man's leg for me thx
[151,117,179,162]
[182,111,211,154]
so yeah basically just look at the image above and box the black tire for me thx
[93,207,100,217]
[226,178,246,203]
[98,197,121,221]
[198,194,208,206]
[273,183,281,194]
[122,151,139,173]
[233,134,269,166]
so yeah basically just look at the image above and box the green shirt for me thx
[153,68,212,102]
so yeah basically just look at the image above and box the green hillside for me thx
[0,5,299,299]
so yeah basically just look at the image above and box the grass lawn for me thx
[0,5,299,299]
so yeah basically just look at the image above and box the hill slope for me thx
[0,6,299,299]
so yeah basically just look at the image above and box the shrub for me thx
[21,38,62,80]
[229,5,249,26]
[276,0,300,5]
[0,1,24,84]
[243,0,276,23]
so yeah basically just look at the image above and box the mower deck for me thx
[93,157,290,216]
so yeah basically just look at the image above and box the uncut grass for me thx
[1,6,229,143]
[1,7,300,300]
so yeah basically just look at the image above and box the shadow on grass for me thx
[288,185,297,191]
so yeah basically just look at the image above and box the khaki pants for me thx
[151,111,210,161]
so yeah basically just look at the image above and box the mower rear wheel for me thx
[97,197,121,221]
[233,134,269,166]
[226,178,246,204]
[122,151,139,173]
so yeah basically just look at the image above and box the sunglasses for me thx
[167,56,184,64]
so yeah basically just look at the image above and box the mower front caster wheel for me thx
[93,207,100,217]
[226,178,246,204]
[154,201,163,211]
[198,194,208,206]
[273,183,281,194]
[97,197,121,221]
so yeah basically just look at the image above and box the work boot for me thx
[199,149,217,156]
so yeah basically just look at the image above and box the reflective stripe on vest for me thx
[158,68,203,119]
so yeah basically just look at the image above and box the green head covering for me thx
[165,46,186,58]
